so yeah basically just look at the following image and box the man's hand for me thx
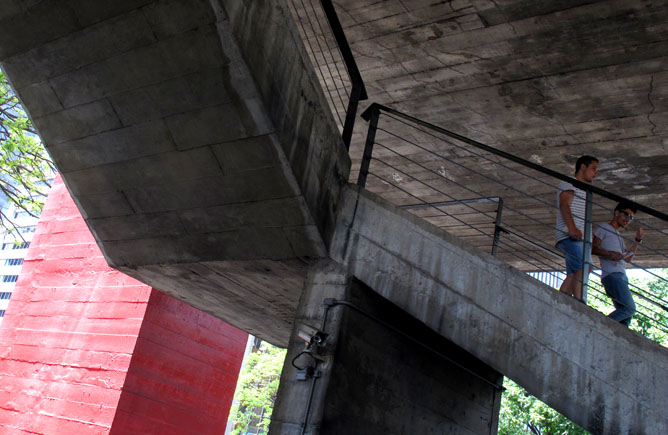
[607,251,624,262]
[568,227,583,240]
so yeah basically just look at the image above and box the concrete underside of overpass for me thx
[292,0,668,269]
[1,0,667,433]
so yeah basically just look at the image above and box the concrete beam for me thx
[328,184,668,434]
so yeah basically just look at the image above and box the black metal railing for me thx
[357,103,668,337]
[287,0,367,149]
[288,3,667,339]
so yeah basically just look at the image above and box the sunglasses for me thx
[618,210,635,221]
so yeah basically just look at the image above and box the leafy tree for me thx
[0,68,55,235]
[230,341,287,435]
[499,270,668,434]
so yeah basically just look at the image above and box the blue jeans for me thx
[556,238,591,274]
[601,272,636,326]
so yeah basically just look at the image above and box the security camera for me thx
[297,324,328,347]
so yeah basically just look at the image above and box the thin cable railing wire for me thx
[588,267,668,313]
[367,170,568,275]
[372,117,668,311]
[303,0,351,93]
[588,223,668,287]
[371,163,668,333]
[382,111,668,245]
[300,0,351,118]
[383,109,668,270]
[372,137,568,260]
[587,268,668,329]
[509,224,668,324]
[367,125,668,331]
[289,0,344,126]
[366,159,597,281]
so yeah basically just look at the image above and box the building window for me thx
[4,259,23,266]
[1,244,11,250]
[19,226,36,233]
[0,292,10,300]
[0,310,5,317]
[2,275,18,283]
[12,242,29,250]
[13,210,30,219]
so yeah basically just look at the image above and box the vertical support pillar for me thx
[270,260,503,435]
[581,190,593,302]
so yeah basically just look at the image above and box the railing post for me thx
[357,105,380,188]
[491,198,504,257]
[342,85,362,150]
[581,190,593,303]
[319,0,367,149]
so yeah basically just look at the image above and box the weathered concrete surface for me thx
[270,260,502,435]
[0,0,349,344]
[327,184,668,435]
[331,0,668,194]
[290,0,668,269]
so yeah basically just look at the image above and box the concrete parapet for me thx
[328,184,668,434]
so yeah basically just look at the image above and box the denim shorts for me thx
[556,238,591,274]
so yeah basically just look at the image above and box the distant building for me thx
[0,201,38,326]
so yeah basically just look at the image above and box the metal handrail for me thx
[357,101,668,334]
[361,103,668,222]
[299,0,368,149]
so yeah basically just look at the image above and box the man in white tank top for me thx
[555,156,599,301]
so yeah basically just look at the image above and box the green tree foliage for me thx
[230,342,287,435]
[0,69,54,235]
[499,270,668,434]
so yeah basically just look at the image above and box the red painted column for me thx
[111,291,248,434]
[0,177,247,434]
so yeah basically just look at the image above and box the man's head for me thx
[574,155,599,182]
[613,201,637,228]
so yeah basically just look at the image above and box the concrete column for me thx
[271,260,503,434]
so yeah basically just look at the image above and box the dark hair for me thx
[615,201,638,214]
[575,155,599,174]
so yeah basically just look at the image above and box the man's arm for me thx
[592,234,623,261]
[559,190,582,240]
[624,227,644,262]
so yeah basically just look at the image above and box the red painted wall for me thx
[0,177,247,434]
[111,291,248,434]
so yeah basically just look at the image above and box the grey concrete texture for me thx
[271,261,503,434]
[328,184,668,435]
[0,0,356,347]
[270,260,350,434]
[219,0,352,247]
[119,258,308,345]
[0,0,346,273]
[323,0,668,269]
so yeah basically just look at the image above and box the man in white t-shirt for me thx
[592,202,643,326]
[555,155,599,301]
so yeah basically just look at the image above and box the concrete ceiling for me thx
[295,0,668,269]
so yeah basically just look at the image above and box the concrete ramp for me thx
[326,184,668,434]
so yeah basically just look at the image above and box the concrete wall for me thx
[0,177,247,434]
[326,184,668,435]
[218,0,351,247]
[270,260,502,435]
[0,0,353,346]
